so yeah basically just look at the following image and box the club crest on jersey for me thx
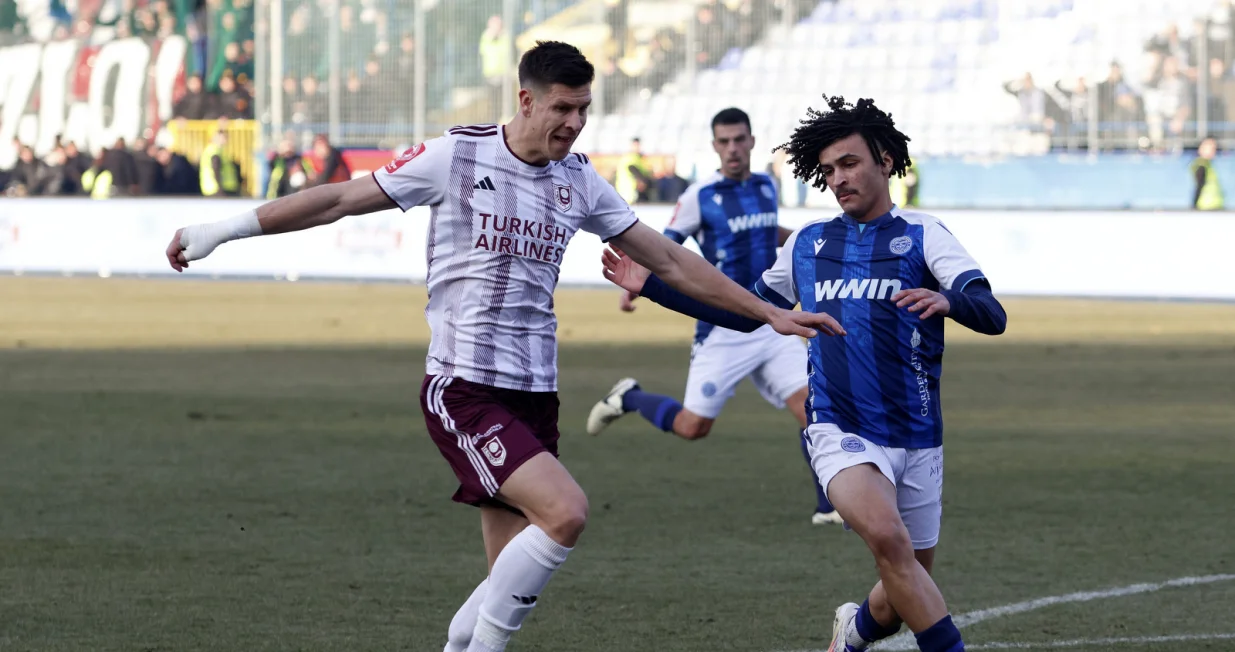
[554,184,572,212]
[384,143,425,173]
[840,436,867,453]
[760,184,774,199]
[481,437,507,467]
[889,236,913,255]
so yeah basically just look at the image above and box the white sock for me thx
[465,525,572,652]
[443,579,488,652]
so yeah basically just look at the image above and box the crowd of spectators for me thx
[1004,7,1235,151]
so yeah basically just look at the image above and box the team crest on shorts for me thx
[701,382,717,398]
[481,437,507,467]
[840,436,866,453]
[889,236,913,255]
[554,184,572,212]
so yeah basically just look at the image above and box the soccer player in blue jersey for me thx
[585,107,841,525]
[599,96,1006,652]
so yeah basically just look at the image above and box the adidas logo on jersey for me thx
[473,176,496,191]
[815,278,903,301]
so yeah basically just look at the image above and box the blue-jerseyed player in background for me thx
[600,96,1006,652]
[586,107,840,525]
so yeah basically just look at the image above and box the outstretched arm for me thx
[604,223,844,338]
[166,175,396,271]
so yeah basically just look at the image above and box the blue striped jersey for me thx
[752,208,987,449]
[665,171,781,343]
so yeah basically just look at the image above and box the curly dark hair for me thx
[773,95,912,191]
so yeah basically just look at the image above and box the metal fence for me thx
[250,0,813,152]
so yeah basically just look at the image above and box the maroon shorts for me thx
[420,374,560,507]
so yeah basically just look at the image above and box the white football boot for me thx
[828,602,865,652]
[586,377,639,435]
[812,510,845,526]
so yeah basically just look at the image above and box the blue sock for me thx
[914,615,964,652]
[800,431,835,513]
[855,598,902,642]
[621,388,683,432]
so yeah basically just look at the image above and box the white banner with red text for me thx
[0,199,1231,300]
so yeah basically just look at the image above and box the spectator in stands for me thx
[655,156,689,203]
[1191,137,1224,210]
[174,75,209,120]
[265,135,303,199]
[1146,23,1192,69]
[105,137,140,196]
[294,75,326,126]
[81,150,114,200]
[133,137,164,195]
[199,131,241,197]
[1146,55,1192,150]
[6,145,44,196]
[1004,72,1050,132]
[1206,57,1235,137]
[40,146,69,196]
[156,146,200,195]
[61,142,89,195]
[1054,77,1090,132]
[215,71,252,119]
[479,14,512,113]
[394,32,415,83]
[615,137,653,204]
[1097,61,1144,149]
[304,134,350,187]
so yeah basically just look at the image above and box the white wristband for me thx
[180,209,263,263]
[223,209,263,240]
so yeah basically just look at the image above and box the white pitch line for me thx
[873,573,1235,651]
[773,573,1235,652]
[966,632,1235,649]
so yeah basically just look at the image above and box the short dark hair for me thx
[711,107,751,134]
[774,95,911,191]
[518,41,594,89]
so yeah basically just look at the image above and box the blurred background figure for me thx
[1191,136,1224,210]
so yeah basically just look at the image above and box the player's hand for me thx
[166,224,223,272]
[893,288,950,320]
[618,289,638,312]
[166,228,190,272]
[601,246,651,295]
[768,307,845,339]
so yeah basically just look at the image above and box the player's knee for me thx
[542,494,589,546]
[865,522,915,569]
[677,416,713,440]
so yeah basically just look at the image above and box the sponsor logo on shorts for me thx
[471,423,504,446]
[890,235,913,255]
[840,436,866,453]
[701,382,717,398]
[482,438,507,467]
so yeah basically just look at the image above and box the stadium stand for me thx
[4,0,1235,202]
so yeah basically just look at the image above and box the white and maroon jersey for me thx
[373,124,638,392]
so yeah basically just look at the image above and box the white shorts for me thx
[805,424,943,549]
[683,324,809,419]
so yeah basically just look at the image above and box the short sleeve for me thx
[924,218,986,291]
[663,184,702,244]
[372,137,451,211]
[752,227,800,309]
[581,166,639,241]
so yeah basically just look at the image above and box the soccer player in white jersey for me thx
[164,42,843,652]
[586,107,842,525]
[598,96,1006,652]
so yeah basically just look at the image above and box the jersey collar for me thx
[841,205,897,230]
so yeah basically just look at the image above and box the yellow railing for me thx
[167,119,259,197]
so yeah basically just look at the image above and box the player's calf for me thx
[466,453,587,652]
